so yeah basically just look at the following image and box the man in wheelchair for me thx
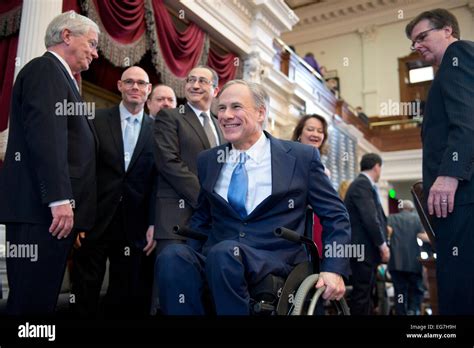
[156,80,352,315]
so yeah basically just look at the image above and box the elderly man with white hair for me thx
[0,10,100,316]
[387,200,427,315]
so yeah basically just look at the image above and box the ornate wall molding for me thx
[283,0,469,45]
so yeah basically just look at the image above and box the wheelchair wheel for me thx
[291,274,351,316]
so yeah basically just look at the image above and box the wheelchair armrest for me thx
[274,227,319,271]
[173,225,208,241]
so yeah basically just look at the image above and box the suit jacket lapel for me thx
[45,52,99,150]
[107,106,125,171]
[182,104,211,148]
[128,114,151,172]
[211,113,224,145]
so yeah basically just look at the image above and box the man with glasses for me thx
[71,66,158,317]
[405,9,474,314]
[0,11,99,316]
[153,66,223,254]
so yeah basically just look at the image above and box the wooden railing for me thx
[273,38,422,152]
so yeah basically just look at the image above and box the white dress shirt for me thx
[187,102,219,146]
[214,132,272,215]
[48,50,79,91]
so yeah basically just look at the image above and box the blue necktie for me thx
[123,116,138,171]
[228,152,248,218]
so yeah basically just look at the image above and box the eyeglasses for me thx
[410,28,439,50]
[121,79,150,89]
[185,76,214,86]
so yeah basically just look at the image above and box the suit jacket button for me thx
[239,232,245,238]
[119,195,123,202]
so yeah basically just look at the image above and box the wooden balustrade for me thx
[273,39,423,152]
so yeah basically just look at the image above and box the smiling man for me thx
[156,80,351,315]
[71,66,158,318]
[0,11,99,316]
[406,9,474,314]
[153,66,223,253]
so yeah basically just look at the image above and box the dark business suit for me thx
[344,173,387,315]
[422,40,474,314]
[387,211,424,315]
[0,52,97,315]
[153,104,223,245]
[71,106,157,317]
[157,132,351,315]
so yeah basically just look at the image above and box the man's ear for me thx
[444,25,453,38]
[117,80,123,93]
[213,86,219,97]
[62,28,72,45]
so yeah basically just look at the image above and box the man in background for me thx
[344,153,390,315]
[72,66,157,318]
[0,11,99,316]
[147,84,177,119]
[387,200,426,315]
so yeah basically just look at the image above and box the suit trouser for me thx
[5,223,74,316]
[156,240,294,315]
[390,270,424,315]
[433,204,474,315]
[350,258,377,315]
[71,209,154,318]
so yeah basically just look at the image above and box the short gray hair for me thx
[191,65,219,87]
[218,79,269,114]
[45,11,100,48]
[400,199,415,211]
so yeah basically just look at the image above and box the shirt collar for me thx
[361,171,375,186]
[231,132,267,164]
[187,102,210,118]
[119,101,144,125]
[48,50,75,81]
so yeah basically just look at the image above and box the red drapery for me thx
[62,0,81,13]
[84,0,147,67]
[151,0,206,78]
[0,0,21,132]
[0,34,18,132]
[149,0,208,96]
[207,48,238,88]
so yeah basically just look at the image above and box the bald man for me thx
[147,84,177,119]
[71,66,158,318]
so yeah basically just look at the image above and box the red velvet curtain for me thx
[93,0,146,44]
[207,48,238,88]
[0,34,18,132]
[62,0,81,13]
[0,0,21,132]
[151,0,206,78]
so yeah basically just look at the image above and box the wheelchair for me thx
[173,208,350,316]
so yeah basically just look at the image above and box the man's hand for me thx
[379,243,390,263]
[143,225,157,256]
[427,176,459,218]
[74,232,85,249]
[50,203,74,239]
[315,272,345,301]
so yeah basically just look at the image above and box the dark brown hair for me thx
[405,8,460,39]
[291,114,329,154]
